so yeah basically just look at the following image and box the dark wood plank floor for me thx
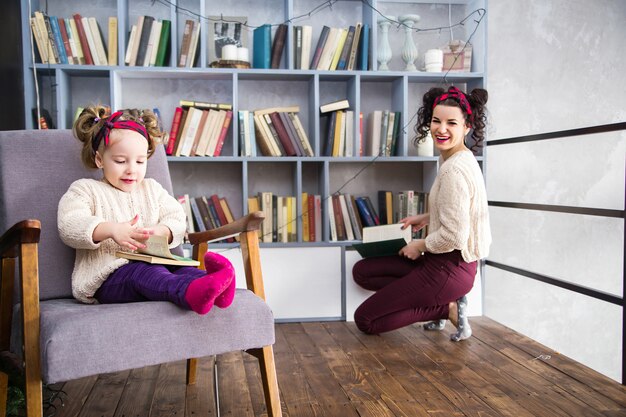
[45,317,626,417]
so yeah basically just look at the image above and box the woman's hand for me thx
[399,240,426,260]
[399,213,429,233]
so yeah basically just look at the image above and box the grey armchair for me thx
[0,129,281,416]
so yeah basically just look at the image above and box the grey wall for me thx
[485,0,626,381]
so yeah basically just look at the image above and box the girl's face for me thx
[430,104,471,160]
[95,129,149,193]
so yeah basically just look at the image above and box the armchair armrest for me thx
[187,212,264,245]
[0,220,41,258]
[187,212,267,300]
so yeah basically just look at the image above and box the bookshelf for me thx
[20,0,487,321]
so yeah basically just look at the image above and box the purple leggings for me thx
[94,262,207,310]
[352,250,476,334]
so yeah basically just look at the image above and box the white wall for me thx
[486,0,626,382]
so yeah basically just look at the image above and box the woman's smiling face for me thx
[430,104,471,160]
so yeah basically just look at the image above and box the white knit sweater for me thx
[58,178,187,303]
[424,150,491,262]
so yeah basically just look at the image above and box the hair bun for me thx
[468,88,488,106]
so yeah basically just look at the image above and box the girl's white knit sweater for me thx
[425,150,491,262]
[58,178,187,303]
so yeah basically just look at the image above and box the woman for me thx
[352,86,491,341]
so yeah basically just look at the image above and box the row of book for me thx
[165,101,234,157]
[177,194,236,243]
[248,107,314,157]
[329,190,429,242]
[30,11,114,65]
[248,192,323,243]
[366,110,403,157]
[309,24,369,71]
[125,15,172,67]
[252,23,369,71]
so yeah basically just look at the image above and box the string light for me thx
[30,0,485,247]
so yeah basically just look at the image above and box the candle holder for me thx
[377,16,395,71]
[399,14,420,71]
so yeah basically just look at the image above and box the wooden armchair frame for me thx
[0,213,282,417]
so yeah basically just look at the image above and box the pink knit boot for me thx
[204,252,236,309]
[184,252,234,314]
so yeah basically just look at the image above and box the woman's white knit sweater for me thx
[424,150,491,262]
[58,178,187,303]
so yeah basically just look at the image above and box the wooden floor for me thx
[46,317,626,417]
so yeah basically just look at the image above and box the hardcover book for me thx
[115,235,199,266]
[253,24,271,69]
[352,224,411,258]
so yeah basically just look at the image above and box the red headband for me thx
[92,111,150,154]
[433,86,473,117]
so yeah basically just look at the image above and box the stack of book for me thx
[246,106,314,157]
[124,15,172,67]
[320,99,363,157]
[30,11,115,65]
[166,100,234,157]
[177,194,237,243]
[366,110,402,157]
[309,24,369,71]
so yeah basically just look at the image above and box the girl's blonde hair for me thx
[73,105,164,169]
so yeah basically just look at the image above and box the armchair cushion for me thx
[11,290,273,384]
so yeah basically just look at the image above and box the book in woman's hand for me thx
[116,234,200,266]
[351,224,411,258]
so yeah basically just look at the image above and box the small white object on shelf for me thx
[237,47,249,62]
[377,16,395,71]
[424,48,443,72]
[399,14,420,71]
[221,44,238,60]
[417,132,435,157]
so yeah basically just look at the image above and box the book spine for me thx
[166,107,183,155]
[355,197,375,227]
[270,24,287,69]
[108,17,117,65]
[279,111,304,156]
[73,14,93,65]
[213,110,233,157]
[332,194,346,241]
[155,19,171,67]
[50,16,68,64]
[310,25,330,69]
[288,113,314,157]
[189,197,206,231]
[268,112,297,156]
[135,16,154,67]
[357,23,369,71]
[308,193,316,242]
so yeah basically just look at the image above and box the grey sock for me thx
[423,319,446,331]
[450,295,472,341]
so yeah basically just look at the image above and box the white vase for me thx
[417,132,434,157]
[377,16,395,71]
[399,14,420,71]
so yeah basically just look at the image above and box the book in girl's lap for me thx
[58,105,234,314]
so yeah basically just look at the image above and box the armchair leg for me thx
[0,371,7,417]
[20,243,42,417]
[248,345,282,417]
[186,358,198,385]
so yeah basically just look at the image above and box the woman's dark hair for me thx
[414,86,488,153]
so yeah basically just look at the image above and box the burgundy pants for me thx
[94,262,207,310]
[352,250,476,334]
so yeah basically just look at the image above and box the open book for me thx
[116,235,200,266]
[351,224,412,258]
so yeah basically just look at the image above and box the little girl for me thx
[58,105,235,314]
